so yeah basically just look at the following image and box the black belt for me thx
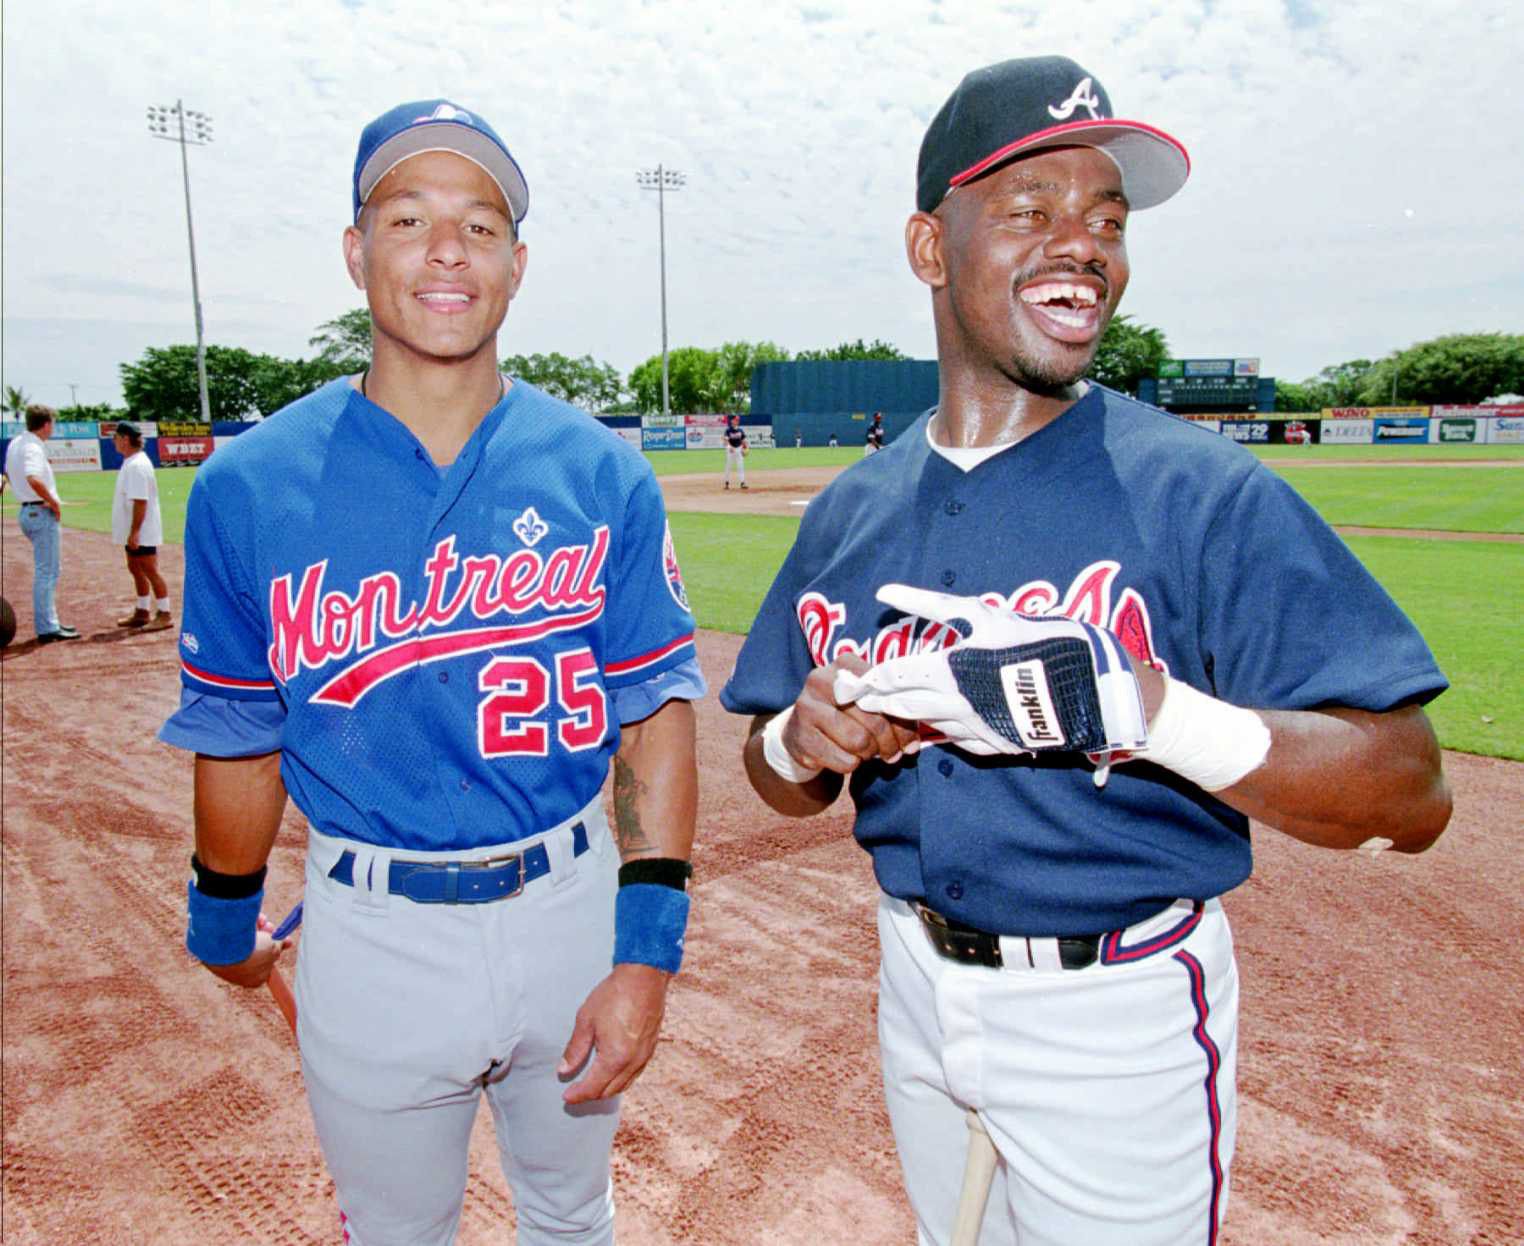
[329,821,589,904]
[915,904,1101,970]
[20,501,45,507]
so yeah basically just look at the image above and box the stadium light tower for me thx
[147,100,214,424]
[635,165,686,420]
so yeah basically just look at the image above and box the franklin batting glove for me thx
[833,584,1148,760]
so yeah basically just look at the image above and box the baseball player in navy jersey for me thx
[723,413,749,489]
[864,411,886,457]
[160,100,703,1246]
[722,57,1452,1246]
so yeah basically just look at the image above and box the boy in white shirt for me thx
[111,423,172,630]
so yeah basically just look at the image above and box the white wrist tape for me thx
[762,706,823,784]
[1135,676,1271,793]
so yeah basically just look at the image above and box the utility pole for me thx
[635,165,686,420]
[148,101,214,424]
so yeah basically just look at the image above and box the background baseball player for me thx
[723,413,749,489]
[864,411,885,457]
[160,99,704,1246]
[722,56,1452,1246]
[110,421,172,631]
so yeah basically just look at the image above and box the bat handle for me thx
[949,1108,998,1246]
[267,965,298,1036]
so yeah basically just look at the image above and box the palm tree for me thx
[2,385,32,419]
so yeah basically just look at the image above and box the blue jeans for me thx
[17,504,61,635]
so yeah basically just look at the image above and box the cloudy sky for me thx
[3,0,1519,409]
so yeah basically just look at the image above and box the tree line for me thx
[5,309,1517,426]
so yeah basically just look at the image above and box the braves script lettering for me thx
[269,527,610,708]
[796,560,1165,673]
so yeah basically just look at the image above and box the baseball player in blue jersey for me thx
[722,57,1452,1246]
[723,413,749,489]
[160,100,703,1246]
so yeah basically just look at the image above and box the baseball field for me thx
[2,445,1521,1243]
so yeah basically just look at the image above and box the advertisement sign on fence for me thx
[1434,418,1478,443]
[642,427,685,451]
[1374,417,1430,442]
[1320,418,1374,445]
[1219,418,1271,444]
[1324,406,1428,420]
[99,420,159,440]
[642,413,684,428]
[1493,417,1524,445]
[159,435,215,465]
[47,439,103,472]
[684,414,729,450]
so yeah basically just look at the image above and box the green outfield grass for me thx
[644,446,862,476]
[12,455,1520,758]
[5,466,199,540]
[1250,443,1524,461]
[1343,537,1523,760]
[1273,467,1524,533]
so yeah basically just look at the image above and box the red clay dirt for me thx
[3,517,1521,1245]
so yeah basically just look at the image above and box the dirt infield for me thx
[3,519,1522,1244]
[659,464,1524,543]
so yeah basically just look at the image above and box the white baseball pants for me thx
[724,446,746,485]
[877,895,1238,1246]
[295,801,620,1246]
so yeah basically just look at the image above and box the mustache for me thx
[1015,262,1109,298]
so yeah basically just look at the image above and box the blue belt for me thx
[328,822,589,904]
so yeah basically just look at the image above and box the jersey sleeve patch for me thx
[662,521,690,611]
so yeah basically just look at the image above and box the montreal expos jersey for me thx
[173,378,699,853]
[722,384,1446,936]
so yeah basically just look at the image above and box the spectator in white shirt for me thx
[111,422,172,631]
[3,405,79,642]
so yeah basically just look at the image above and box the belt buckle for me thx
[914,901,949,929]
[464,851,524,899]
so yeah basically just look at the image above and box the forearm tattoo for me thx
[612,755,655,857]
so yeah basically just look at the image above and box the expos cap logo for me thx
[1047,77,1104,122]
[662,522,689,611]
[415,102,474,126]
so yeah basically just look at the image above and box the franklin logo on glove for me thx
[832,584,1148,765]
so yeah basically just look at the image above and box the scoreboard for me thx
[1154,374,1260,409]
[1146,357,1268,412]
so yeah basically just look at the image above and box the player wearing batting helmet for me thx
[722,56,1452,1245]
[161,99,703,1245]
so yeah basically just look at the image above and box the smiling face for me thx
[914,145,1130,391]
[343,149,527,368]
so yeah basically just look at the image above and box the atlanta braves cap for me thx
[917,56,1189,214]
[353,99,529,225]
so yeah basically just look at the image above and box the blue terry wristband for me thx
[186,880,263,965]
[613,883,690,975]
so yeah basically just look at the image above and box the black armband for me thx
[617,857,693,891]
[190,853,268,900]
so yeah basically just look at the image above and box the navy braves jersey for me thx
[722,385,1446,936]
[867,421,885,448]
[724,425,747,449]
[172,378,699,853]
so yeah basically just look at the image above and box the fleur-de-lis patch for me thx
[512,506,549,548]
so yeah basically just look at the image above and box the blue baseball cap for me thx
[918,57,1189,214]
[353,100,529,225]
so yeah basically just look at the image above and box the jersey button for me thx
[945,881,964,901]
[944,500,964,515]
[437,671,449,683]
[459,778,470,792]
[940,570,956,587]
[937,758,954,777]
